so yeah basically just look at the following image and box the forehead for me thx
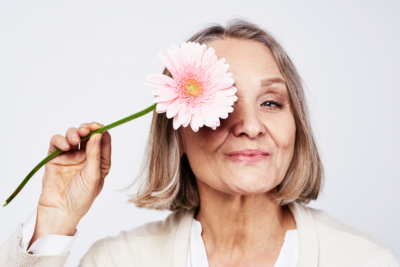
[206,38,286,96]
[206,38,283,79]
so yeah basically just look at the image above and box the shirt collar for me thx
[173,202,319,267]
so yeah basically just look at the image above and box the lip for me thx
[226,149,270,163]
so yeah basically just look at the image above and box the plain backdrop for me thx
[0,0,399,266]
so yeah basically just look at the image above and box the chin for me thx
[222,174,279,195]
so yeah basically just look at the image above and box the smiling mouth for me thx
[226,149,270,163]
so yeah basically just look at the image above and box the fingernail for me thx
[63,141,70,149]
[94,134,102,145]
[72,133,79,141]
[79,124,88,129]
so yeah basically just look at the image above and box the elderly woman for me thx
[1,19,399,267]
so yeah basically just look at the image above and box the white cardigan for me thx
[0,202,399,267]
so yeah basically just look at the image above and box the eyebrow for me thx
[260,77,286,87]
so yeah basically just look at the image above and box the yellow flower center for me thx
[184,78,203,97]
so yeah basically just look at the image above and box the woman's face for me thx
[179,38,296,195]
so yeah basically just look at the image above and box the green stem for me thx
[3,103,157,207]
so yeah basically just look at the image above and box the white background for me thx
[0,0,399,266]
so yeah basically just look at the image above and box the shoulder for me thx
[307,206,400,267]
[78,209,188,267]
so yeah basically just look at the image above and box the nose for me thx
[231,101,266,139]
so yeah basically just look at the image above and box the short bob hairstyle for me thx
[127,18,324,212]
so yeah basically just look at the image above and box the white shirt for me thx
[186,217,298,267]
[21,206,298,266]
[19,205,78,255]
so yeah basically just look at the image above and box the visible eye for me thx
[261,101,282,109]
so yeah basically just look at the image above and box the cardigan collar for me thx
[288,202,319,267]
[173,207,196,267]
[173,202,319,267]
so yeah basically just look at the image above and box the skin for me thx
[30,38,297,267]
[179,38,297,266]
[29,122,111,247]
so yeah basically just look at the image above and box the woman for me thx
[1,19,399,267]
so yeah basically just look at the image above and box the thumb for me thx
[82,133,102,182]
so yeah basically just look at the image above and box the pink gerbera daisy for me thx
[145,41,238,132]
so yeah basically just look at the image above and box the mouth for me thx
[226,149,270,163]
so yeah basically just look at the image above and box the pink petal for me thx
[212,104,229,119]
[146,73,176,87]
[188,104,195,115]
[193,43,204,68]
[208,105,221,123]
[195,105,201,115]
[145,82,163,89]
[181,42,191,65]
[190,118,199,132]
[151,87,175,95]
[168,45,182,72]
[202,47,216,67]
[226,106,234,113]
[156,100,174,112]
[178,108,189,125]
[196,111,205,127]
[207,58,226,75]
[192,113,200,129]
[210,64,230,79]
[209,72,233,81]
[213,78,235,91]
[182,102,188,114]
[214,94,235,106]
[215,86,237,97]
[158,91,178,102]
[202,107,214,127]
[159,52,176,76]
[173,115,181,130]
[188,42,196,66]
[213,119,221,130]
[228,95,238,103]
[183,113,191,127]
[151,84,179,91]
[166,100,181,118]
[210,120,218,130]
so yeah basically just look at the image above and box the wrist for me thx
[29,205,81,247]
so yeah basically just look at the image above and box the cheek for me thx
[267,112,296,150]
[183,126,226,152]
[181,126,229,175]
[266,113,296,181]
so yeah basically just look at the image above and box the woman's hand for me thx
[29,122,111,247]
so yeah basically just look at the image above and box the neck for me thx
[194,179,296,265]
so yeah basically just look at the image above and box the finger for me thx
[89,122,104,132]
[77,123,91,137]
[99,130,111,179]
[48,134,71,155]
[81,133,103,184]
[80,122,104,151]
[77,123,91,151]
[65,127,82,151]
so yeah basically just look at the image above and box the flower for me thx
[145,41,238,132]
[5,42,239,206]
